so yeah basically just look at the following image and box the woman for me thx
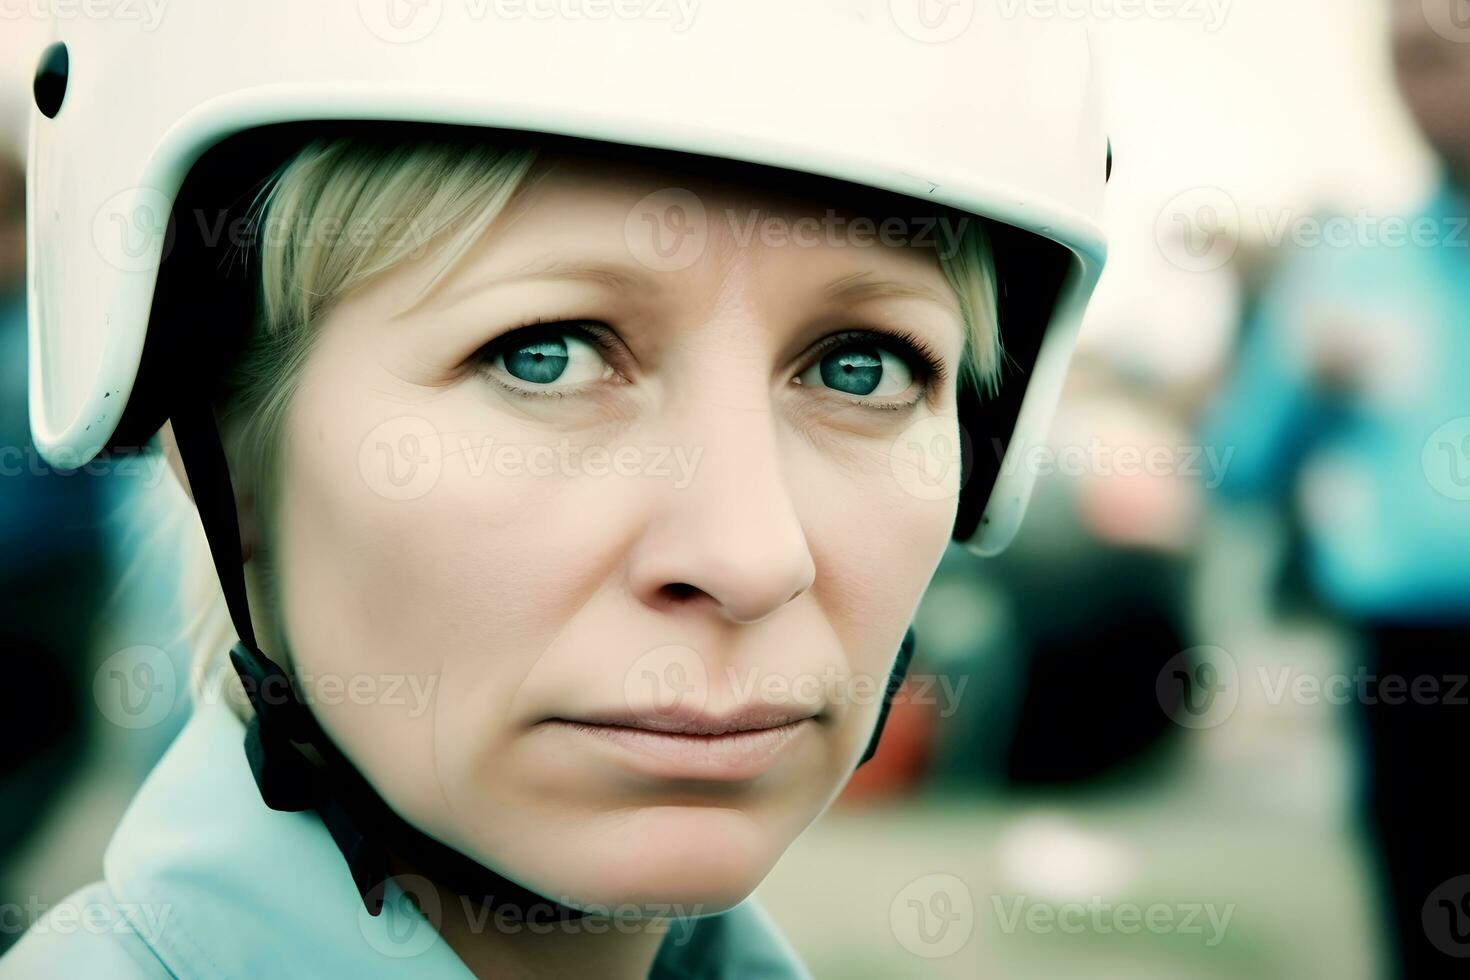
[7,5,1107,977]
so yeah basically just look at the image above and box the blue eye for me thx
[503,337,570,384]
[798,342,916,399]
[478,321,942,407]
[485,323,613,392]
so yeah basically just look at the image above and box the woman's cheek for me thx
[798,416,958,607]
[795,427,955,765]
[267,384,517,813]
[279,386,665,837]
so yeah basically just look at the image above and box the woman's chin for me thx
[482,807,781,916]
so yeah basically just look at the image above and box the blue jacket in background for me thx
[1201,176,1470,623]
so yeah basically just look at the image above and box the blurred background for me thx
[3,2,1469,977]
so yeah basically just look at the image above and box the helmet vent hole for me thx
[33,42,69,119]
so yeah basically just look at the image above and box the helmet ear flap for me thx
[855,627,917,769]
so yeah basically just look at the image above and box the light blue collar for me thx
[102,697,811,978]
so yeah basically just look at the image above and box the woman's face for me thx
[266,152,966,912]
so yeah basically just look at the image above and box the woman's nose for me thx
[625,408,816,626]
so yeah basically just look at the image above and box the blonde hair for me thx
[175,129,1003,709]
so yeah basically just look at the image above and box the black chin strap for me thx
[168,392,916,919]
[858,625,917,769]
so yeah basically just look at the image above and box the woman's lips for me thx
[543,717,815,781]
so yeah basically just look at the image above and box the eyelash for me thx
[472,317,947,404]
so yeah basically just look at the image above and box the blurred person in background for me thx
[0,148,110,953]
[848,359,1207,801]
[988,354,1202,789]
[1200,2,1470,974]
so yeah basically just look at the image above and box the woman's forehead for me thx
[478,150,961,283]
[398,207,960,335]
[359,140,971,327]
[521,149,963,241]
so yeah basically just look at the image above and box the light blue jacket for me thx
[1200,175,1470,622]
[1,697,813,978]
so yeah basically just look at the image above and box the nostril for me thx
[659,582,704,604]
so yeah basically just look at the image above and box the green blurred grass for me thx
[758,782,1383,980]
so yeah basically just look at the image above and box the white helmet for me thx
[27,0,1107,558]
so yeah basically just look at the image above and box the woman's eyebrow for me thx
[822,271,960,314]
[505,256,660,292]
[401,256,663,319]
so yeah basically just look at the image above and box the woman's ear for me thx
[159,419,258,564]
